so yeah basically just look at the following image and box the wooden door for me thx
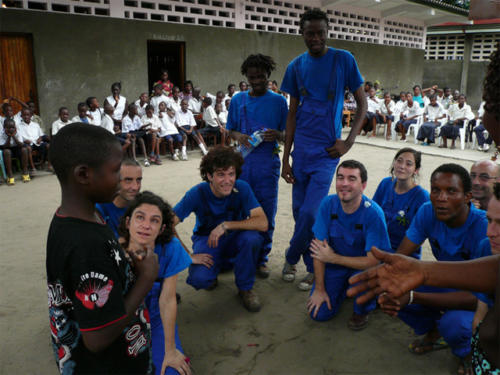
[0,34,39,115]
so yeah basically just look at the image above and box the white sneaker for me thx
[478,145,484,151]
[172,154,180,161]
[144,159,150,167]
[282,260,296,282]
[484,144,490,152]
[181,152,188,161]
[298,273,314,291]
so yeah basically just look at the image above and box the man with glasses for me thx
[471,159,500,211]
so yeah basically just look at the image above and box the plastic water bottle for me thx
[237,129,265,158]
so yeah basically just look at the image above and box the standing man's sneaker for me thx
[181,152,188,161]
[256,264,270,279]
[484,144,490,151]
[348,313,369,331]
[239,289,261,312]
[298,272,314,291]
[282,260,296,282]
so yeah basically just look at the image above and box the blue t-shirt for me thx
[372,177,430,255]
[96,202,127,238]
[280,47,363,139]
[406,202,488,261]
[413,95,425,108]
[155,237,192,280]
[312,194,391,262]
[173,180,260,236]
[226,90,288,134]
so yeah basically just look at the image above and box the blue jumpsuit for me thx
[281,48,364,272]
[372,177,429,258]
[145,238,192,375]
[399,202,489,358]
[226,91,288,265]
[96,202,127,238]
[309,194,391,321]
[174,180,263,291]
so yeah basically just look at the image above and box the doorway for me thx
[147,41,185,93]
[0,33,39,115]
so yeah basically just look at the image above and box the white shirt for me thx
[175,110,196,127]
[106,95,127,121]
[218,111,227,126]
[0,130,22,147]
[206,93,226,111]
[52,118,71,135]
[378,100,395,116]
[101,114,115,134]
[423,103,446,122]
[437,94,453,110]
[18,120,44,145]
[150,95,171,114]
[88,108,103,126]
[170,97,182,114]
[203,106,219,128]
[478,102,485,119]
[448,103,474,122]
[403,102,423,118]
[188,97,203,114]
[394,100,407,115]
[121,115,141,133]
[71,115,91,124]
[158,113,179,137]
[134,100,149,118]
[367,97,380,113]
[140,114,162,132]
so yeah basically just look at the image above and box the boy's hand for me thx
[262,129,280,142]
[326,139,352,159]
[132,246,159,283]
[281,161,295,184]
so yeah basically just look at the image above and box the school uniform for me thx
[398,202,488,359]
[150,95,171,115]
[372,177,429,257]
[88,108,103,126]
[100,113,115,134]
[417,102,447,143]
[397,102,423,132]
[188,97,203,114]
[440,103,474,140]
[71,115,90,124]
[174,180,264,291]
[226,91,288,265]
[18,119,49,160]
[473,102,492,147]
[170,98,182,114]
[280,47,364,271]
[121,115,142,134]
[378,100,395,122]
[0,130,24,159]
[134,100,149,118]
[217,111,227,126]
[51,118,70,136]
[106,95,127,121]
[175,109,199,138]
[310,194,391,321]
[159,113,183,143]
[437,94,453,110]
[200,105,222,136]
[366,96,380,119]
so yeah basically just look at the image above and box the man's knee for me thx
[236,230,263,249]
[186,264,215,290]
[438,310,473,346]
[310,305,337,322]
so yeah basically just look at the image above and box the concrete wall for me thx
[1,9,424,124]
[423,60,488,109]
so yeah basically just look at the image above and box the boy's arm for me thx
[281,96,298,184]
[81,248,158,352]
[9,97,29,109]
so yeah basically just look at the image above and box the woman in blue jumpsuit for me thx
[120,192,192,375]
[227,54,288,277]
[372,147,429,258]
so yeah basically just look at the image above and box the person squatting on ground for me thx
[173,146,268,312]
[307,160,391,330]
[227,53,288,278]
[279,8,367,291]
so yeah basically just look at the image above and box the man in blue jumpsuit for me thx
[227,54,288,278]
[307,160,391,330]
[280,8,367,290]
[173,146,268,312]
[388,163,488,372]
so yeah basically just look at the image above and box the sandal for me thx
[408,337,448,355]
[7,177,15,186]
[22,174,31,183]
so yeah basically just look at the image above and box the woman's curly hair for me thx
[199,146,244,182]
[483,42,500,121]
[118,191,175,248]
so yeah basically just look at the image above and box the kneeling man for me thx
[173,146,268,312]
[307,160,391,330]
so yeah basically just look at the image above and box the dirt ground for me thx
[0,138,488,375]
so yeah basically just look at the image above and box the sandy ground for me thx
[0,134,491,375]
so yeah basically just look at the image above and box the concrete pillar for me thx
[460,33,473,95]
[234,0,245,30]
[109,0,125,19]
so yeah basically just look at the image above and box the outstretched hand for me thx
[346,247,425,305]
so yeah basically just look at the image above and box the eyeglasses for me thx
[470,173,497,182]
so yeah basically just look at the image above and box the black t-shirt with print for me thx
[46,212,152,374]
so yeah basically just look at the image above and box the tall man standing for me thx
[280,8,367,290]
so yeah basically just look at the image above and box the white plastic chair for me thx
[405,115,423,144]
[436,119,469,150]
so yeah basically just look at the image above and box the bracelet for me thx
[221,222,228,235]
[408,290,414,305]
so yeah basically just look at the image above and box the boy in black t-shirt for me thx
[46,123,159,374]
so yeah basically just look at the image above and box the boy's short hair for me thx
[58,106,68,114]
[203,97,212,106]
[128,103,136,111]
[3,118,15,128]
[86,97,96,107]
[77,102,87,111]
[430,163,471,194]
[145,104,154,111]
[337,160,368,183]
[299,8,328,32]
[241,54,276,77]
[199,146,244,182]
[49,123,120,183]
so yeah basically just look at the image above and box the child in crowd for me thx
[119,192,192,375]
[396,93,423,141]
[170,87,182,113]
[238,81,248,92]
[135,92,150,118]
[158,102,187,161]
[51,107,71,136]
[200,97,226,146]
[101,104,116,134]
[0,118,30,185]
[0,103,15,127]
[71,103,92,124]
[417,94,447,145]
[176,99,208,155]
[141,104,162,165]
[86,97,102,126]
[150,84,171,115]
[155,69,174,97]
[104,82,128,126]
[122,103,150,166]
[215,103,227,127]
[46,123,158,374]
[376,92,396,140]
[18,108,50,170]
[394,91,407,116]
[180,80,193,101]
[361,87,380,137]
[439,94,474,149]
